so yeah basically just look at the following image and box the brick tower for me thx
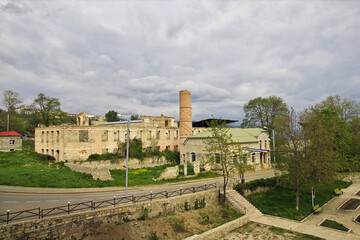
[179,90,192,144]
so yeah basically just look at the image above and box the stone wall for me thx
[157,165,179,180]
[189,215,250,240]
[65,156,170,181]
[0,136,22,152]
[0,190,219,240]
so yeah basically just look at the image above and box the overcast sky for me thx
[1,0,359,121]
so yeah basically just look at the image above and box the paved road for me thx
[0,170,275,213]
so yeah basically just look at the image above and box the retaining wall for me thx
[0,190,218,240]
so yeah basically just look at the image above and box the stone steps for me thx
[226,190,263,220]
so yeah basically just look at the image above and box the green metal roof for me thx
[188,128,264,143]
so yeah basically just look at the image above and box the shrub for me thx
[119,138,145,160]
[138,206,149,220]
[233,177,278,194]
[170,217,186,232]
[123,215,130,222]
[162,150,180,164]
[184,201,190,211]
[233,183,245,195]
[194,198,200,210]
[221,203,237,219]
[199,212,212,225]
[87,153,122,161]
[200,198,206,208]
[147,230,159,240]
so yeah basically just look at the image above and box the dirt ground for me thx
[221,222,323,240]
[69,203,237,240]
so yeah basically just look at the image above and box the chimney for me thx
[179,90,192,143]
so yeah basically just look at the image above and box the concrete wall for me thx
[0,190,218,240]
[0,136,22,152]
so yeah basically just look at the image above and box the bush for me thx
[87,153,122,161]
[119,138,145,160]
[233,177,278,194]
[233,183,245,195]
[184,201,190,211]
[147,230,159,240]
[138,206,149,220]
[162,150,180,164]
[170,217,186,232]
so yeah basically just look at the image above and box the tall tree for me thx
[275,108,311,211]
[33,93,62,127]
[2,90,23,113]
[105,110,120,122]
[316,95,360,122]
[301,108,341,202]
[241,96,289,129]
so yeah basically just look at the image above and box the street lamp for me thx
[100,119,142,199]
[264,127,276,163]
[124,119,142,199]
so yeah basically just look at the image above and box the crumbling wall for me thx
[157,165,179,180]
[65,156,170,181]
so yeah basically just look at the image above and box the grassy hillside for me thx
[0,151,220,188]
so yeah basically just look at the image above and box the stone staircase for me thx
[226,190,263,220]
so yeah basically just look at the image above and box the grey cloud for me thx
[0,0,359,121]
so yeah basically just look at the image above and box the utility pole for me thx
[7,114,9,131]
[272,129,276,163]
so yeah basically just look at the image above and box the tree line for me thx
[240,94,360,210]
[0,90,75,134]
[0,90,141,135]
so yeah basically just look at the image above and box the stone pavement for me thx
[251,180,360,240]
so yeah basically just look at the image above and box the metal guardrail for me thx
[0,182,217,225]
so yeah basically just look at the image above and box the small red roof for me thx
[0,131,22,137]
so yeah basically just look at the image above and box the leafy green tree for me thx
[205,119,246,200]
[275,108,311,211]
[33,93,62,127]
[241,96,289,129]
[314,95,360,178]
[301,108,342,202]
[315,95,359,122]
[130,114,139,120]
[2,90,23,113]
[0,111,27,133]
[105,110,120,122]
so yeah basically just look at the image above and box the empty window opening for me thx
[191,152,196,162]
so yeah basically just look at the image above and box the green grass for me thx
[320,219,349,232]
[0,150,221,188]
[245,180,352,221]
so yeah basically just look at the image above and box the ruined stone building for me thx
[35,115,180,162]
[35,89,272,169]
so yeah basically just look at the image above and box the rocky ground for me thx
[67,203,240,240]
